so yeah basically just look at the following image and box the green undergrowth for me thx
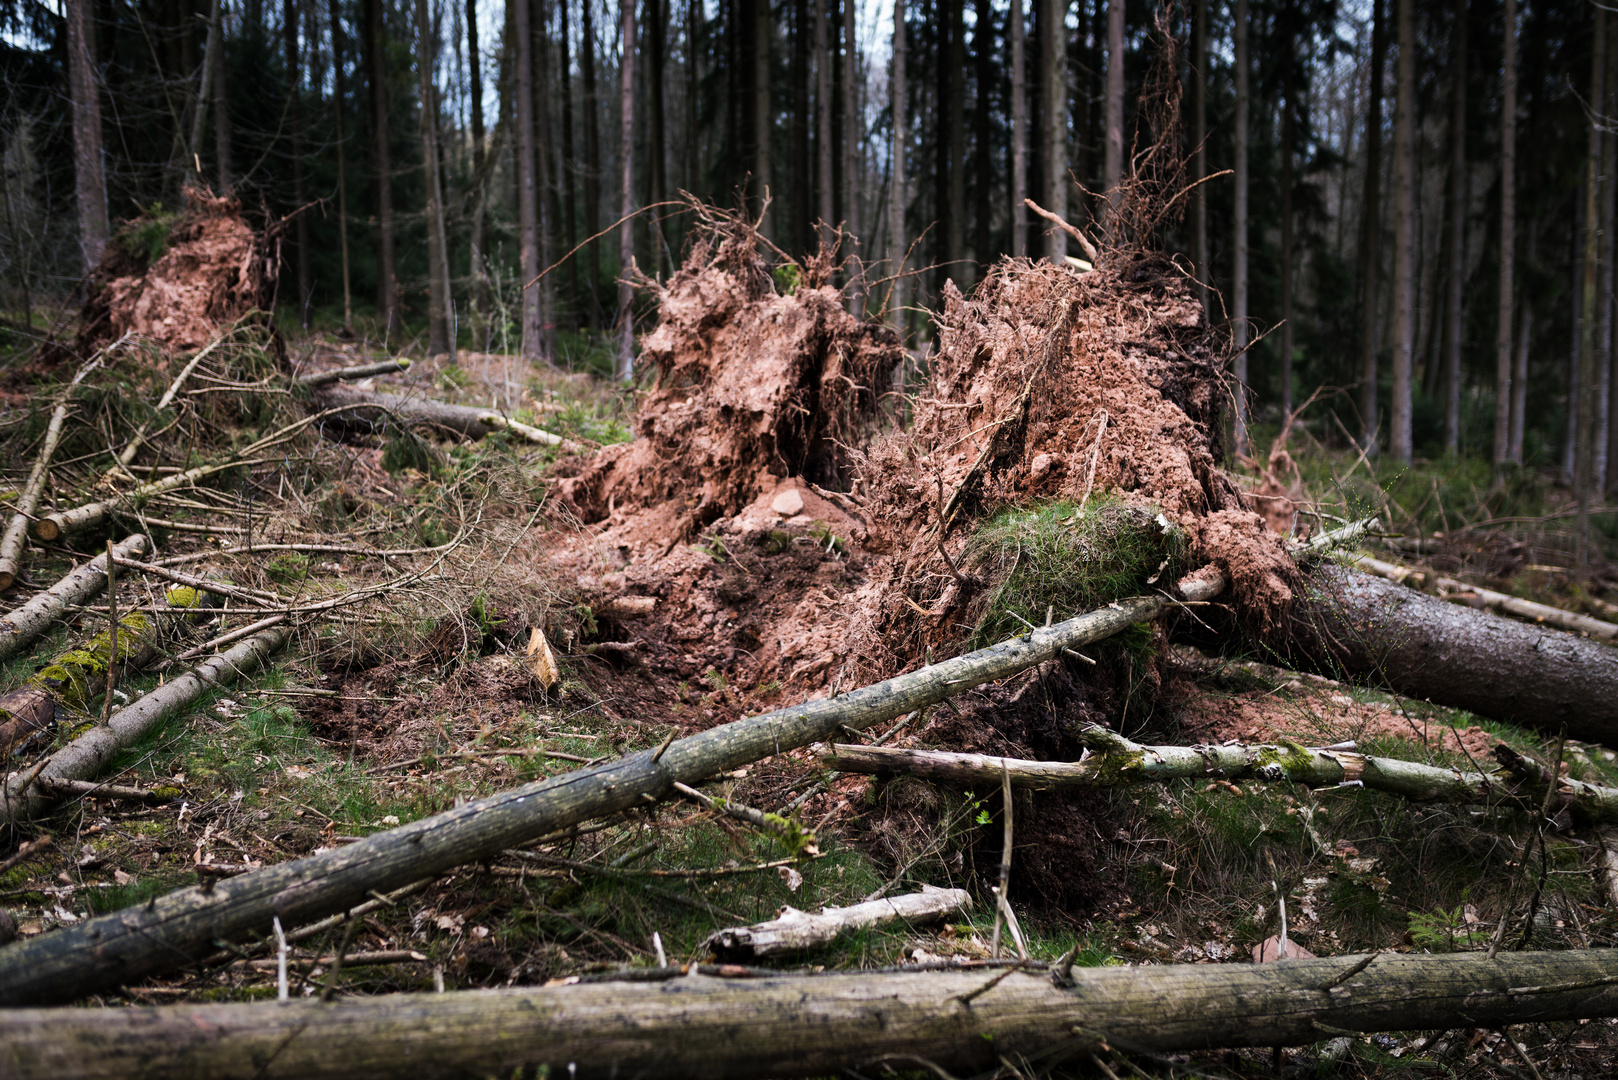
[964,497,1190,650]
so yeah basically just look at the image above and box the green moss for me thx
[32,612,151,707]
[964,498,1189,649]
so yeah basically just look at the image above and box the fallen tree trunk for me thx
[1353,553,1618,640]
[0,624,290,828]
[705,885,970,960]
[826,730,1618,824]
[0,535,148,663]
[312,382,584,451]
[293,358,411,387]
[2,949,1616,1079]
[1283,564,1618,745]
[0,582,219,760]
[0,575,1222,1004]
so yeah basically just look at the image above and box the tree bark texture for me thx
[0,625,290,829]
[312,384,578,449]
[1009,0,1026,258]
[706,885,969,959]
[363,0,397,332]
[1389,0,1416,463]
[1360,0,1386,454]
[329,0,354,329]
[1441,0,1466,456]
[415,0,454,359]
[285,0,310,326]
[826,731,1618,825]
[1282,563,1618,744]
[0,589,1194,1003]
[1040,0,1064,264]
[1495,0,1517,465]
[0,535,148,665]
[1102,0,1123,217]
[615,0,636,379]
[1189,0,1207,314]
[514,0,541,360]
[1231,0,1249,455]
[888,0,907,329]
[4,950,1618,1079]
[815,0,832,244]
[1350,553,1618,640]
[0,390,78,591]
[66,0,108,271]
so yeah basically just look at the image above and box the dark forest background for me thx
[0,0,1614,479]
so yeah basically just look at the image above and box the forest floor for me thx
[4,214,1618,1077]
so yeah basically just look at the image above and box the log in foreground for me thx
[0,625,291,828]
[0,579,1212,1004]
[705,885,969,960]
[1286,564,1618,745]
[4,950,1617,1079]
[0,535,149,664]
[826,730,1618,824]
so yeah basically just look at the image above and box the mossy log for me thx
[2,950,1617,1079]
[1283,564,1618,745]
[0,581,216,761]
[826,729,1618,824]
[0,575,1222,1004]
[312,383,584,451]
[0,624,290,829]
[0,535,148,665]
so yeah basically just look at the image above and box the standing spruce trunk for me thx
[1278,563,1618,745]
[1495,0,1517,465]
[649,0,670,269]
[66,0,108,270]
[888,0,907,329]
[285,0,311,326]
[212,0,231,189]
[582,0,603,328]
[5,951,1618,1079]
[1360,0,1386,454]
[615,0,635,380]
[1009,0,1026,258]
[416,0,454,359]
[514,0,542,360]
[1040,0,1063,264]
[1576,6,1607,558]
[973,0,992,272]
[329,0,354,330]
[842,0,859,309]
[1278,0,1295,421]
[1604,11,1618,493]
[1232,0,1250,454]
[1389,0,1416,463]
[364,0,398,335]
[749,0,768,230]
[532,0,558,363]
[1441,0,1467,456]
[558,0,578,326]
[1102,0,1122,218]
[815,0,832,245]
[943,0,964,290]
[1188,0,1207,313]
[467,0,490,337]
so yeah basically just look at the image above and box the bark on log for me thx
[312,383,584,451]
[0,579,1213,1004]
[1283,564,1618,745]
[294,358,411,387]
[826,730,1618,824]
[0,625,290,829]
[2,950,1616,1079]
[0,583,219,760]
[0,357,103,589]
[0,535,148,664]
[1352,553,1618,640]
[705,885,970,960]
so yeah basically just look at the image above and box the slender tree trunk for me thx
[582,0,602,327]
[1232,0,1250,455]
[1389,0,1416,463]
[889,0,907,330]
[1279,1,1295,422]
[329,0,353,329]
[1566,210,1582,484]
[364,0,398,335]
[816,0,832,244]
[751,0,769,228]
[791,0,810,252]
[843,0,859,309]
[1577,6,1606,563]
[1442,0,1467,456]
[1359,0,1386,454]
[188,0,222,180]
[650,0,669,266]
[1603,13,1618,492]
[287,0,311,326]
[67,0,108,271]
[1102,0,1122,218]
[467,0,489,333]
[616,0,636,379]
[514,0,542,359]
[417,0,453,358]
[1510,288,1530,463]
[1040,0,1064,264]
[1010,0,1026,258]
[974,0,992,270]
[1494,0,1516,466]
[533,0,557,361]
[945,0,964,288]
[1189,0,1206,312]
[213,0,231,189]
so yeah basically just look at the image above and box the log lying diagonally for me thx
[0,535,148,663]
[312,382,586,451]
[1351,552,1618,640]
[704,885,970,960]
[2,949,1616,1080]
[826,729,1618,824]
[1285,564,1618,745]
[0,575,1224,1004]
[0,625,291,829]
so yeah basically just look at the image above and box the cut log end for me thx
[30,518,62,544]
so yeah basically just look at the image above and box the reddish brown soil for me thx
[74,187,278,360]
